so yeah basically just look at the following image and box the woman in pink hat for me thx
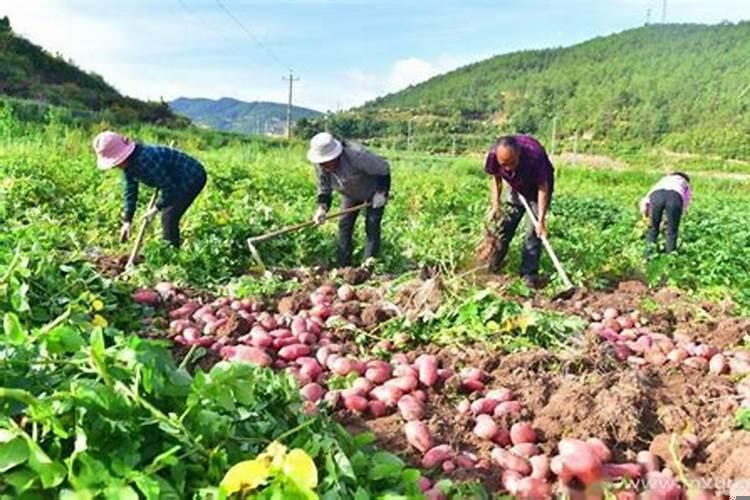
[92,131,207,247]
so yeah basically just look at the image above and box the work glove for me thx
[119,222,132,242]
[312,206,327,225]
[371,192,388,209]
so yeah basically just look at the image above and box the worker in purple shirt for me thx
[484,134,555,287]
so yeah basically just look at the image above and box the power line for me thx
[214,0,289,72]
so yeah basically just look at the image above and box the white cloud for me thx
[387,57,439,90]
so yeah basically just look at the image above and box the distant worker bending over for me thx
[307,132,391,267]
[640,172,692,254]
[483,134,555,288]
[93,131,207,248]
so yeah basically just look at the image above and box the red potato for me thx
[249,329,273,348]
[586,438,611,462]
[627,355,647,366]
[257,313,277,330]
[412,390,427,402]
[397,395,424,421]
[614,489,639,500]
[316,346,333,366]
[645,471,682,499]
[605,319,623,334]
[227,345,272,367]
[590,311,603,322]
[272,359,287,369]
[367,400,388,418]
[273,336,299,350]
[392,353,410,364]
[306,318,322,335]
[516,477,551,499]
[169,319,191,335]
[530,454,550,479]
[461,379,485,393]
[394,364,418,378]
[183,327,202,345]
[298,359,323,381]
[365,365,392,384]
[132,289,160,306]
[510,422,537,445]
[494,400,523,419]
[437,368,454,381]
[636,451,660,473]
[510,443,541,458]
[603,307,619,320]
[612,343,634,361]
[442,460,456,473]
[501,470,523,495]
[329,356,355,376]
[620,328,639,341]
[342,394,368,412]
[491,447,531,475]
[154,281,175,297]
[298,332,317,345]
[666,347,689,363]
[683,357,708,371]
[422,445,453,469]
[471,398,500,415]
[492,427,511,446]
[417,477,432,493]
[694,344,718,359]
[404,421,432,453]
[352,377,374,396]
[602,463,642,480]
[203,318,228,336]
[310,305,331,320]
[423,489,446,500]
[173,335,187,345]
[300,383,325,403]
[269,328,292,338]
[644,349,667,366]
[599,329,624,343]
[371,385,403,407]
[709,354,728,375]
[558,438,602,486]
[385,375,419,393]
[169,302,200,320]
[415,354,439,387]
[456,452,478,469]
[278,344,311,361]
[460,367,485,381]
[473,415,498,440]
[589,322,604,333]
[351,360,367,376]
[617,316,635,330]
[290,317,307,336]
[337,284,356,301]
[486,388,514,403]
[457,399,471,415]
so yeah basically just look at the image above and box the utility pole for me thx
[452,136,457,156]
[407,119,413,151]
[661,0,667,23]
[646,7,651,25]
[283,70,299,139]
[573,132,579,166]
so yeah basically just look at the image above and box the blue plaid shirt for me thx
[122,144,206,222]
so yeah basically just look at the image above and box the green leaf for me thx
[0,436,29,472]
[332,450,355,481]
[3,467,36,493]
[367,452,404,482]
[44,325,85,354]
[103,484,139,500]
[25,438,66,489]
[3,312,26,344]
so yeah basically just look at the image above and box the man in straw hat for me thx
[92,131,207,248]
[307,132,391,267]
[482,134,555,288]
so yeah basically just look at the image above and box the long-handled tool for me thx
[247,202,370,270]
[124,190,159,271]
[517,193,576,300]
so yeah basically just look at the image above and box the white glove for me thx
[119,222,132,242]
[312,206,327,225]
[371,192,387,209]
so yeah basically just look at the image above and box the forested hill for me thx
[316,23,750,158]
[0,16,186,126]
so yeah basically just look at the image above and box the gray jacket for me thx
[316,141,391,208]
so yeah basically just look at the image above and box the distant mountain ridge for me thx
[169,97,322,135]
[0,16,185,126]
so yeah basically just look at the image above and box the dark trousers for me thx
[337,195,384,267]
[647,189,683,253]
[489,197,543,277]
[161,174,206,248]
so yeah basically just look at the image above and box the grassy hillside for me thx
[0,16,186,127]
[171,97,321,135]
[305,23,750,158]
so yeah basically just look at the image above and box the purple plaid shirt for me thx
[484,135,555,201]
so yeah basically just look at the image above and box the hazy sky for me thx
[3,0,749,111]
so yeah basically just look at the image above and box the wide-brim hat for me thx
[93,131,136,170]
[307,132,343,164]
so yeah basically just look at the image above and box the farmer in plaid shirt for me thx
[93,131,207,247]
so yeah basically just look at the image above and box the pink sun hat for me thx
[92,131,136,170]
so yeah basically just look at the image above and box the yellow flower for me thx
[282,449,318,490]
[258,441,288,469]
[220,459,270,495]
[92,299,104,312]
[91,315,108,328]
